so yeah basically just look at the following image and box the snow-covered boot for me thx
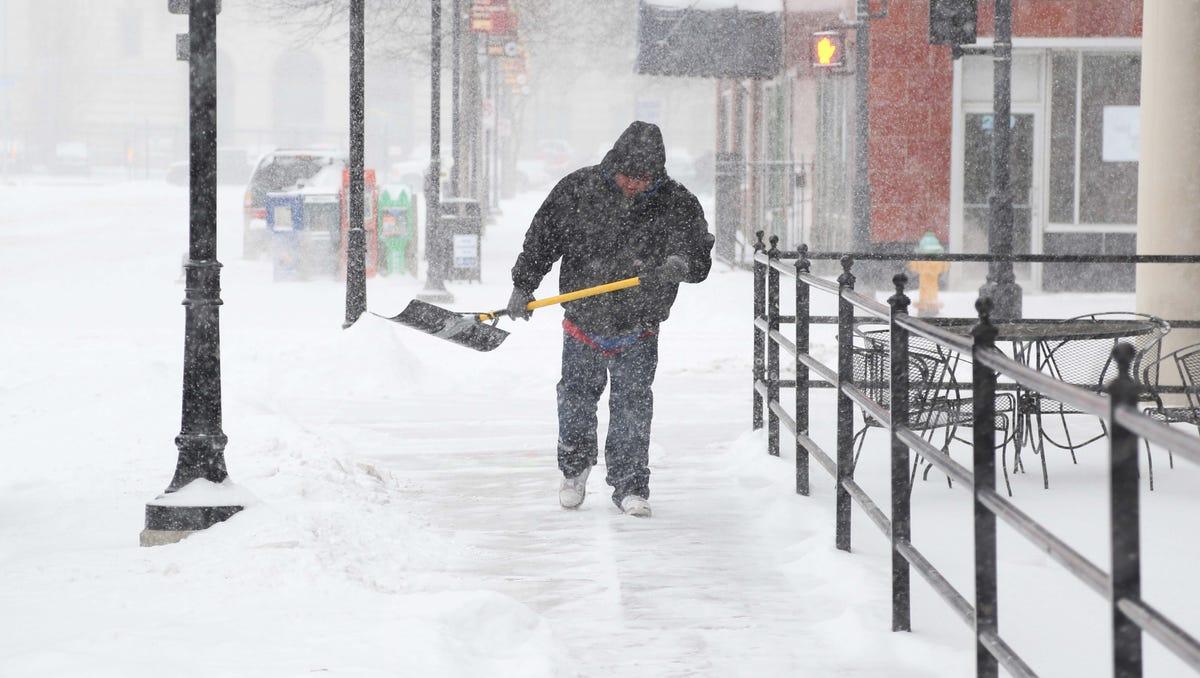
[617,495,651,518]
[559,467,590,509]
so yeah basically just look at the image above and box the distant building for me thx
[0,0,425,178]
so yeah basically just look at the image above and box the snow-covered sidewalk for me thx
[4,179,1199,676]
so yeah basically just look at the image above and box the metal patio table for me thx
[942,317,1163,486]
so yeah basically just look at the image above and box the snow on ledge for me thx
[148,478,260,507]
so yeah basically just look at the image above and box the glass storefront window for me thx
[1048,53,1076,224]
[1046,51,1140,227]
[1080,53,1140,224]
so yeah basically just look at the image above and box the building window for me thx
[1047,51,1140,227]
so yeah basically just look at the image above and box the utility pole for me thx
[418,0,453,303]
[451,0,462,198]
[979,0,1023,318]
[143,0,242,547]
[851,0,872,259]
[344,0,367,327]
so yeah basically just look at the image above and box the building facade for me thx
[686,1,1144,289]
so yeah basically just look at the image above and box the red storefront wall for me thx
[867,0,1142,247]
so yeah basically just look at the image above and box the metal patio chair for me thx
[1029,312,1170,488]
[851,329,1019,495]
[1141,341,1200,487]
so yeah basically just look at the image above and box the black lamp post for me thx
[142,0,242,547]
[418,0,453,303]
[344,0,367,327]
[979,0,1023,319]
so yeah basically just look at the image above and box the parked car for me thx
[164,148,256,188]
[243,149,346,259]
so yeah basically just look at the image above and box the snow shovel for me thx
[376,277,641,352]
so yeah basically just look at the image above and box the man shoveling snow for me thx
[506,121,714,517]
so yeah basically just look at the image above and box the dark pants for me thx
[557,331,659,502]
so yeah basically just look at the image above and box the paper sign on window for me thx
[1102,106,1140,163]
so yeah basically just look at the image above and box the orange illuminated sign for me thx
[812,31,846,69]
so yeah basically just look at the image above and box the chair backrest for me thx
[1038,312,1170,392]
[1173,343,1200,412]
[853,332,948,414]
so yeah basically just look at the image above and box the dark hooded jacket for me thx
[511,122,714,336]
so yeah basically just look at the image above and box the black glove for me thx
[506,287,534,320]
[649,255,689,284]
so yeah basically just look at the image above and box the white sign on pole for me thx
[1102,105,1140,162]
[453,234,479,269]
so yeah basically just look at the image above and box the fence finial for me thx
[768,234,780,257]
[838,255,856,289]
[972,296,998,345]
[1113,342,1135,377]
[1110,342,1138,403]
[889,273,911,314]
[797,243,811,274]
[754,231,766,252]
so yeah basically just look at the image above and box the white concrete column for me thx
[1137,0,1200,355]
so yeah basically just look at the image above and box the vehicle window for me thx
[248,156,331,203]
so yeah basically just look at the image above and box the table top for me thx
[858,317,1160,342]
[941,318,1159,342]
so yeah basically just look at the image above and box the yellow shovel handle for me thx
[528,277,640,310]
[477,277,641,322]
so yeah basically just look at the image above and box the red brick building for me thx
[705,1,1144,289]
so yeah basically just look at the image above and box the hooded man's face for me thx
[614,172,652,199]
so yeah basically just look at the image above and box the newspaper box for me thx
[378,187,418,276]
[441,197,482,283]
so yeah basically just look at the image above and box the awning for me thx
[636,1,782,80]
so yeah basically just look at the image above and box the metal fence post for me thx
[767,235,781,457]
[836,255,856,552]
[1108,343,1143,678]
[795,244,811,495]
[753,231,766,431]
[972,297,1000,678]
[889,273,912,632]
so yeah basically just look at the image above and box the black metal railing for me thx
[751,233,1200,678]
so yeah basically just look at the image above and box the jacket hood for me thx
[600,121,667,180]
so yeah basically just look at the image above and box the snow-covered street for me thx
[3,179,1200,676]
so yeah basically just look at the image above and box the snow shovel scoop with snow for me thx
[375,277,642,352]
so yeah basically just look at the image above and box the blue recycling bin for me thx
[267,193,305,281]
[267,192,340,281]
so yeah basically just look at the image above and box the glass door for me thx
[961,112,1038,279]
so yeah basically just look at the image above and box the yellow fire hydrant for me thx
[908,232,949,317]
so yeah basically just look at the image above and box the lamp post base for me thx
[140,504,243,546]
[979,279,1023,320]
[140,478,253,547]
[416,284,455,304]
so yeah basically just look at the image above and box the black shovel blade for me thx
[377,300,510,352]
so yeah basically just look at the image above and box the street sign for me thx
[470,2,517,34]
[812,31,846,69]
[168,0,222,14]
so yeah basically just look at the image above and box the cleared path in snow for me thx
[317,188,964,676]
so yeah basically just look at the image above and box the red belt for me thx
[562,319,656,358]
